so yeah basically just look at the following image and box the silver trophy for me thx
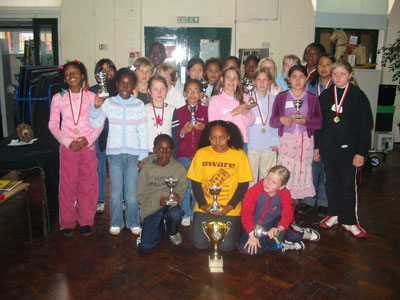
[253,224,284,244]
[188,105,197,124]
[292,99,303,119]
[95,71,109,98]
[243,77,257,105]
[165,177,178,206]
[209,185,222,213]
[254,224,268,238]
[200,78,209,106]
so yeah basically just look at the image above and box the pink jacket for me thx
[49,90,102,149]
[208,91,255,142]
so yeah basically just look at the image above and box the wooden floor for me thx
[1,147,400,300]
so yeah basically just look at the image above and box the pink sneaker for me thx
[342,224,367,238]
[319,216,339,228]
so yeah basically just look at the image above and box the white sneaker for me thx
[109,226,121,235]
[130,226,142,235]
[342,224,367,238]
[169,232,182,245]
[96,202,105,213]
[319,215,339,228]
[282,240,305,253]
[181,217,191,226]
[302,228,320,241]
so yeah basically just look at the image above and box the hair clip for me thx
[74,59,81,64]
[85,82,89,92]
[60,88,65,97]
[58,65,64,70]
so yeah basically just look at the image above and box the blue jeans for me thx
[96,140,107,203]
[138,205,184,252]
[178,157,195,220]
[108,154,140,228]
[303,160,328,207]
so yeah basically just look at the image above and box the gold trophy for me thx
[292,99,303,119]
[202,221,232,272]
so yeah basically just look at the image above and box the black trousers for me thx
[323,153,359,225]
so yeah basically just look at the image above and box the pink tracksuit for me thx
[49,89,102,229]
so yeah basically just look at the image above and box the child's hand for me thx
[219,204,233,216]
[271,146,278,151]
[244,233,261,255]
[94,94,105,109]
[194,122,205,131]
[160,197,168,206]
[267,226,284,239]
[292,116,306,125]
[280,116,293,127]
[181,122,194,135]
[314,149,321,162]
[137,160,142,172]
[353,154,364,168]
[76,136,88,149]
[69,140,80,152]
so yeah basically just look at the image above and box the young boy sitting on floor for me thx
[238,165,320,255]
[136,134,188,252]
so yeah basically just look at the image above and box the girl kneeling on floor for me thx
[239,165,320,255]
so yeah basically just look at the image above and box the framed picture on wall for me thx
[315,28,379,68]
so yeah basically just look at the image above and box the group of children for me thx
[49,41,372,255]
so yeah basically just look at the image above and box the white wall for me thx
[235,0,315,71]
[59,0,142,84]
[381,0,400,141]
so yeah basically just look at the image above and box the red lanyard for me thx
[68,89,83,126]
[255,92,270,126]
[306,69,316,82]
[152,102,164,127]
[333,84,350,116]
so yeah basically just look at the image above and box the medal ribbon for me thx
[317,79,332,96]
[68,89,83,127]
[306,68,316,82]
[333,84,350,117]
[152,102,164,127]
[255,92,270,127]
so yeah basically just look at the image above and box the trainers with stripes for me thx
[342,224,367,238]
[319,215,339,228]
[169,232,182,245]
[282,240,305,253]
[302,228,320,241]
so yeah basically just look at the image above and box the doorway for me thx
[145,26,231,80]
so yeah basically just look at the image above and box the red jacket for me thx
[241,180,294,234]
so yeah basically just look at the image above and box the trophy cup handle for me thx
[221,221,232,243]
[201,222,211,242]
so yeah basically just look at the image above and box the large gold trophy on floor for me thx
[201,185,232,272]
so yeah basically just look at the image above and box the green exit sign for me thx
[177,16,199,24]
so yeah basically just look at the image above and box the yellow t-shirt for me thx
[187,146,253,216]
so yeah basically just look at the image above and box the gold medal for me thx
[73,129,79,135]
[261,128,266,133]
[333,116,340,123]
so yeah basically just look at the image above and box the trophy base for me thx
[292,114,302,119]
[209,256,224,273]
[99,92,109,98]
[166,200,177,206]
